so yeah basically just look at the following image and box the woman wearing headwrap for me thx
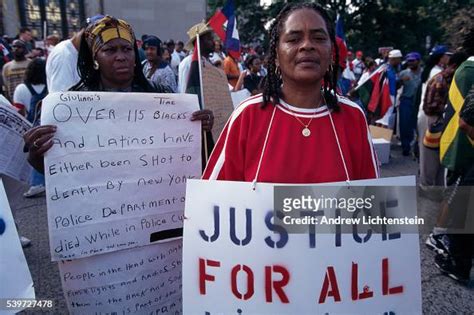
[24,16,214,172]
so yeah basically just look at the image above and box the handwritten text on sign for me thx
[59,240,182,314]
[42,92,201,261]
[183,177,422,314]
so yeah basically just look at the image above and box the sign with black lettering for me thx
[59,240,182,314]
[41,92,201,261]
[183,176,422,314]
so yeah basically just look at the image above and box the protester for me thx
[17,27,34,53]
[256,55,266,76]
[170,40,186,77]
[45,34,60,55]
[419,52,468,195]
[357,57,377,83]
[421,45,451,84]
[13,59,47,123]
[2,39,30,102]
[431,25,474,284]
[174,41,186,60]
[203,3,378,183]
[375,49,402,128]
[166,39,180,77]
[142,36,177,92]
[46,15,104,93]
[398,52,422,156]
[352,50,365,81]
[209,39,226,65]
[13,59,48,198]
[434,65,474,284]
[0,36,12,96]
[23,15,213,173]
[177,22,215,93]
[243,54,263,95]
[162,46,172,64]
[223,53,241,88]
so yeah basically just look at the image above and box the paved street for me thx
[5,143,473,314]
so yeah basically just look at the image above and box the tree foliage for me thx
[207,0,473,58]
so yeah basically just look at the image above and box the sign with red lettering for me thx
[183,177,422,314]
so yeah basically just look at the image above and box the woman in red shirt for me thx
[203,3,378,184]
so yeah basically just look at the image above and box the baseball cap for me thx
[430,45,448,56]
[405,52,421,61]
[388,49,402,58]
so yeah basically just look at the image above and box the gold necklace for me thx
[289,96,323,137]
[292,114,314,137]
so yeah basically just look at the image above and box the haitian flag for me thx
[354,64,393,118]
[208,0,240,59]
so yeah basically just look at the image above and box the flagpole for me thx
[196,31,209,163]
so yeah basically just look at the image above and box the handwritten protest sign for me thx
[202,62,234,140]
[0,179,35,312]
[0,105,32,182]
[59,239,182,314]
[41,92,201,261]
[183,176,422,314]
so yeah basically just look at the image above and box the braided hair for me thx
[262,3,340,111]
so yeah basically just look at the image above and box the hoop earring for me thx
[275,65,281,79]
[93,60,99,70]
[327,64,333,75]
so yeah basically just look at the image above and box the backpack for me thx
[25,83,47,125]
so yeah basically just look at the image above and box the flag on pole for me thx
[354,64,393,118]
[208,0,240,59]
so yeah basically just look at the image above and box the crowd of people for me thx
[0,1,473,289]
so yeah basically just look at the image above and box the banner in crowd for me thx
[183,176,422,314]
[0,179,35,312]
[41,92,201,261]
[59,239,182,314]
[0,104,32,182]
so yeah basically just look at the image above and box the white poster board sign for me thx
[0,105,32,182]
[183,176,422,314]
[0,179,35,312]
[41,92,201,261]
[59,240,182,314]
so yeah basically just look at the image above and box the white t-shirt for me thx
[13,83,46,114]
[178,54,192,93]
[170,51,181,77]
[46,39,80,93]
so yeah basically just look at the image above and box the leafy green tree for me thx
[207,0,473,58]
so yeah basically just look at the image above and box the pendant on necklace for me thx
[302,127,311,137]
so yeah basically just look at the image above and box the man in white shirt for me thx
[45,36,80,93]
[46,15,104,93]
[168,40,184,78]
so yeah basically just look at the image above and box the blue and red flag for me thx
[208,0,240,59]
